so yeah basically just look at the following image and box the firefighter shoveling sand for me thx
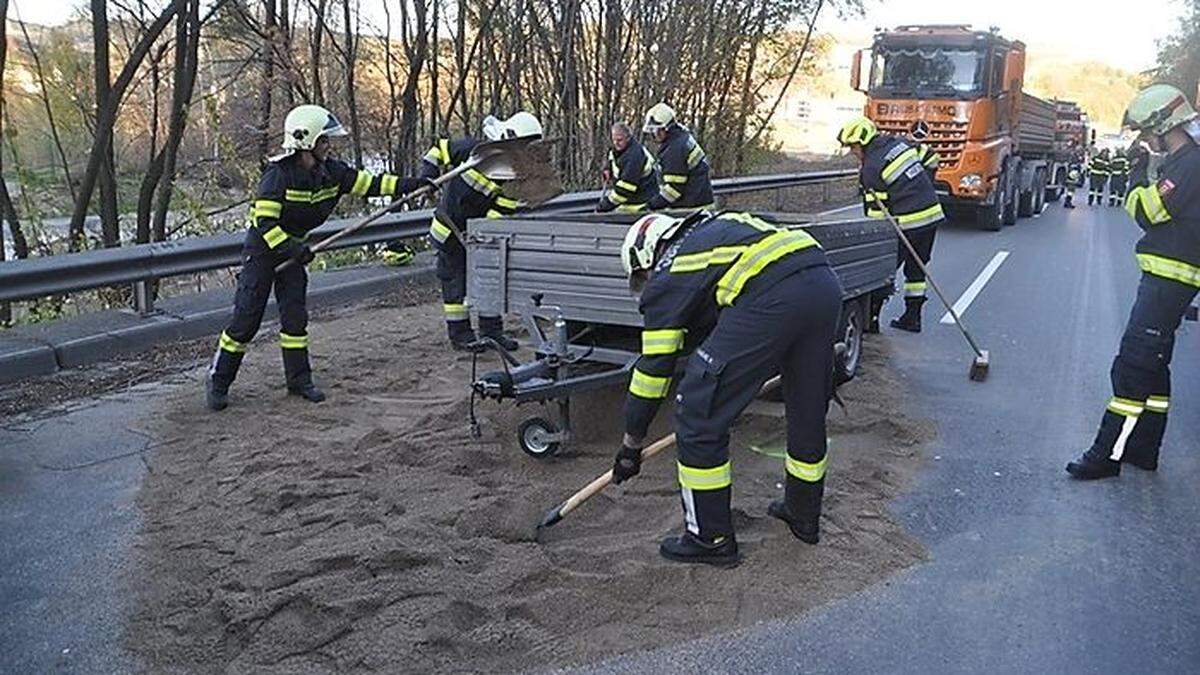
[125,298,931,673]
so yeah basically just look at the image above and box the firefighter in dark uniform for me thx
[597,122,658,213]
[609,211,843,566]
[430,111,542,352]
[642,103,715,211]
[841,117,945,333]
[1068,84,1200,480]
[1108,149,1131,206]
[1064,158,1082,208]
[379,134,480,266]
[206,105,430,411]
[1088,148,1110,205]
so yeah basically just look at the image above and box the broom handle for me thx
[274,156,484,273]
[880,207,985,358]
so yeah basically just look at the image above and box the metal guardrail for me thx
[0,169,855,308]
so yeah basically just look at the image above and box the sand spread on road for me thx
[125,298,931,673]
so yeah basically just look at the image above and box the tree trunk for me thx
[342,0,362,165]
[92,0,121,248]
[398,0,429,172]
[135,43,170,245]
[0,0,27,277]
[152,0,202,243]
[68,0,181,246]
[257,0,277,160]
[310,0,327,105]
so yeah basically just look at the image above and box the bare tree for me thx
[67,0,182,245]
[91,0,122,247]
[342,0,363,165]
[0,0,29,269]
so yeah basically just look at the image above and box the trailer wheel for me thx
[838,297,865,381]
[518,417,561,459]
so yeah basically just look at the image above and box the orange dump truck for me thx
[850,25,1078,230]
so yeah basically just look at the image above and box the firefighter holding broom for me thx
[609,210,843,566]
[205,104,432,411]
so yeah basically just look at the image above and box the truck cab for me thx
[852,25,1062,230]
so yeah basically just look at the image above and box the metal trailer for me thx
[466,211,897,458]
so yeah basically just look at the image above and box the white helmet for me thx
[621,213,684,278]
[642,102,676,134]
[280,104,348,153]
[482,111,544,141]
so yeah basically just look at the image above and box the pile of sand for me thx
[125,301,931,673]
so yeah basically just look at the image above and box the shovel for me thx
[275,136,562,273]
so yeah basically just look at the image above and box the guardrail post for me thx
[134,279,156,316]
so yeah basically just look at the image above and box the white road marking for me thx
[940,251,1010,324]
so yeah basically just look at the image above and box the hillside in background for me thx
[1025,45,1146,133]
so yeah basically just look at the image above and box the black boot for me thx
[288,382,326,403]
[659,531,740,567]
[206,376,229,411]
[1121,451,1159,471]
[447,320,484,353]
[768,475,823,544]
[866,293,885,334]
[281,344,324,402]
[207,338,244,411]
[478,315,519,351]
[890,297,924,333]
[1064,195,1075,209]
[1066,451,1120,480]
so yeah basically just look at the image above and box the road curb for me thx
[0,259,435,385]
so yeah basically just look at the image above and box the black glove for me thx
[288,242,315,266]
[611,443,642,484]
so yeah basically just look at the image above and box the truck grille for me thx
[875,119,969,169]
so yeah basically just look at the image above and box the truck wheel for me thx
[1033,175,1046,213]
[1002,168,1018,226]
[518,417,561,459]
[1018,185,1035,218]
[977,203,1003,231]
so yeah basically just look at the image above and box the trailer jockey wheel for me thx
[518,417,561,459]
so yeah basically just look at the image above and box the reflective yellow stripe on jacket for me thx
[715,230,819,306]
[1125,184,1171,224]
[1137,253,1200,287]
[641,328,686,355]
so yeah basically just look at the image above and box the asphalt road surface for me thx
[596,200,1200,673]
[2,198,1198,673]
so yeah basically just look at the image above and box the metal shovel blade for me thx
[471,138,563,206]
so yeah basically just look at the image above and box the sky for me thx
[822,0,1184,72]
[10,0,1186,74]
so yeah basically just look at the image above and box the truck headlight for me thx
[960,174,983,189]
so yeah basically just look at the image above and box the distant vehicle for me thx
[850,25,1083,230]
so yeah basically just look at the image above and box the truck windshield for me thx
[869,47,985,98]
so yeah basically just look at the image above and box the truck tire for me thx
[977,204,1002,231]
[1018,185,1036,218]
[978,163,1010,231]
[1002,166,1018,226]
[1033,173,1046,213]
